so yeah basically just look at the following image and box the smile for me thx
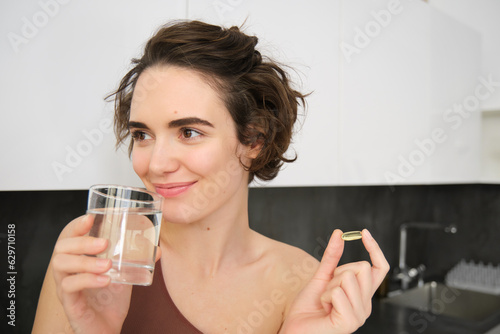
[153,182,197,198]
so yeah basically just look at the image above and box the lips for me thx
[153,181,197,198]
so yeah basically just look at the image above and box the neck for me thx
[160,185,254,276]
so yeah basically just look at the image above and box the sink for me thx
[384,282,500,323]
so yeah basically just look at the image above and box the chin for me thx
[160,201,205,225]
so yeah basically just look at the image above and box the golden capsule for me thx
[341,231,362,241]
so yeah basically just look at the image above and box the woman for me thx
[33,20,389,334]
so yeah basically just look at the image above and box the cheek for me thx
[192,142,246,181]
[184,149,218,175]
[131,149,150,178]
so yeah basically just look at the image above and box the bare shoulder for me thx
[266,237,319,277]
[250,231,319,312]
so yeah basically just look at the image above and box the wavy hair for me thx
[108,20,307,182]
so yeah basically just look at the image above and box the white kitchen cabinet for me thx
[339,0,481,185]
[482,110,500,182]
[0,0,487,190]
[190,0,482,187]
[426,8,481,183]
[429,0,500,111]
[0,0,187,190]
[339,0,432,185]
[428,0,500,183]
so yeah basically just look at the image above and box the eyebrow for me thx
[128,117,214,130]
[168,117,214,129]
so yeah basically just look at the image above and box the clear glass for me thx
[87,184,163,286]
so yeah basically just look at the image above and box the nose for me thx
[148,137,180,176]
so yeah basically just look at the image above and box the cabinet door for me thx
[339,0,432,185]
[189,0,342,187]
[429,0,500,182]
[430,0,500,111]
[427,8,481,183]
[339,0,481,185]
[0,0,187,190]
[482,111,500,182]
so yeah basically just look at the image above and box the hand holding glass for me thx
[87,185,163,285]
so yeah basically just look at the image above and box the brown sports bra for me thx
[121,261,203,333]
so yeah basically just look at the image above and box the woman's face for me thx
[129,66,252,223]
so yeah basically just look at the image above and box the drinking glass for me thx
[87,184,163,285]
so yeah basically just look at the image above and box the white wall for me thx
[0,0,187,190]
[0,0,490,190]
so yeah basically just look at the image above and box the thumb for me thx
[313,229,344,282]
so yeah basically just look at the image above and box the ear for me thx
[246,135,264,159]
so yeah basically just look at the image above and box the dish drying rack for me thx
[445,259,500,295]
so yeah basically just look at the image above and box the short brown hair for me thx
[109,20,307,182]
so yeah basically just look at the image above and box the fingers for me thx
[361,229,390,287]
[322,287,364,333]
[338,271,367,323]
[329,287,364,333]
[322,266,371,321]
[60,214,94,239]
[52,252,112,298]
[313,229,345,282]
[329,261,372,302]
[317,229,387,331]
[55,236,108,256]
[52,214,113,300]
[53,254,111,275]
[61,273,111,294]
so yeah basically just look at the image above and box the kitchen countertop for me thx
[355,298,500,334]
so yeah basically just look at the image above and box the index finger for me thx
[313,229,345,282]
[361,229,390,288]
[60,214,94,239]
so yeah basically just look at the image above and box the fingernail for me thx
[363,229,373,240]
[97,275,110,284]
[84,214,95,224]
[96,258,110,268]
[93,238,107,248]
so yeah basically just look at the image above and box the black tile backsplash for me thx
[1,184,499,333]
[249,184,500,280]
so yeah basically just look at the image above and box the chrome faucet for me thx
[396,222,457,290]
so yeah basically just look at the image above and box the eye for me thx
[131,130,152,142]
[180,128,202,140]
